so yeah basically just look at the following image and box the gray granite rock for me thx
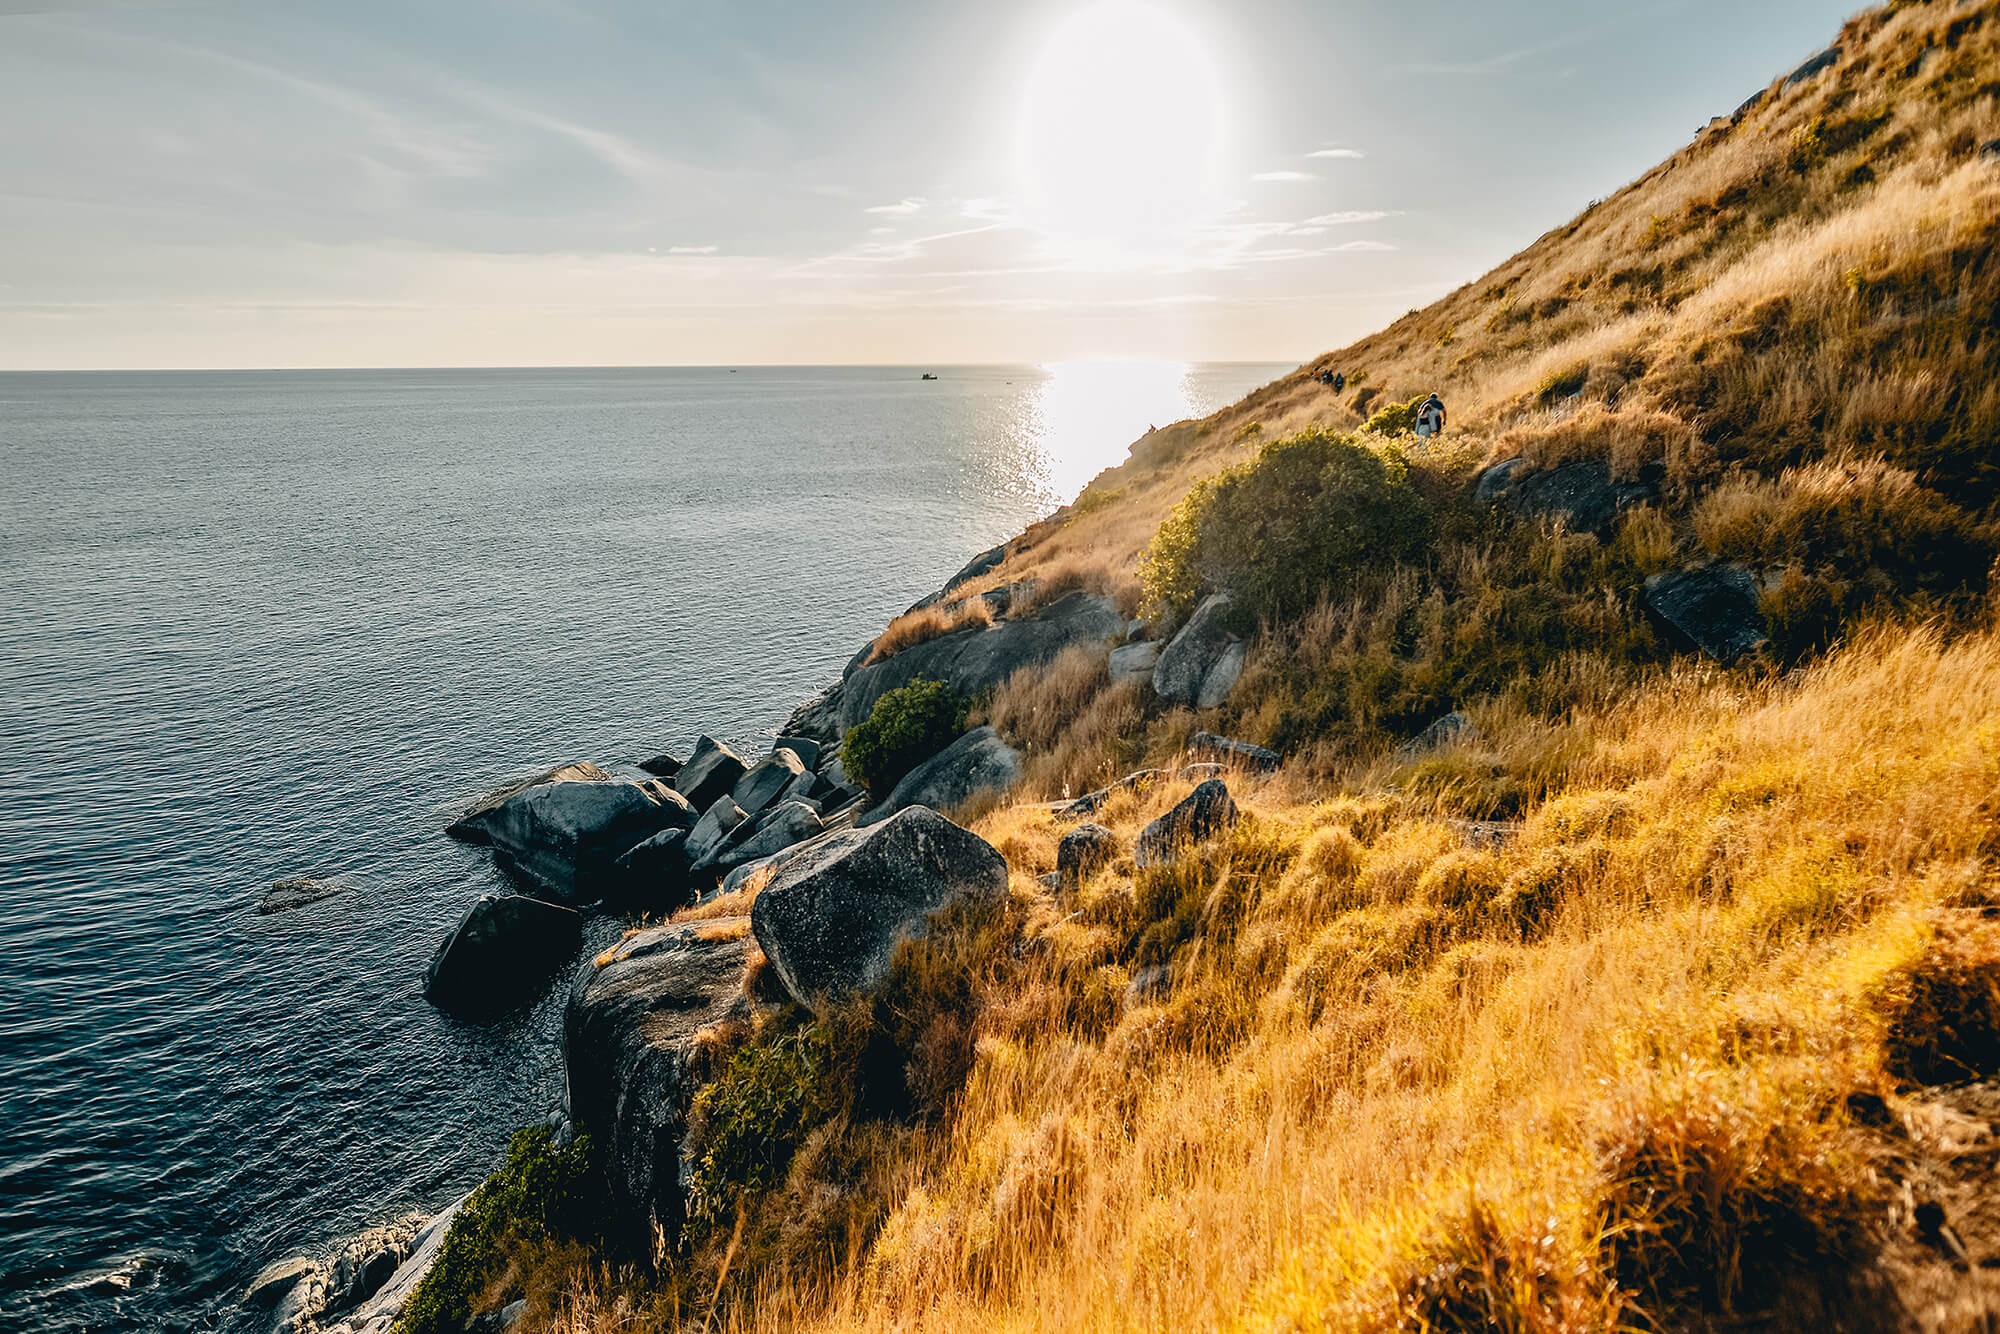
[773,735,822,771]
[1153,594,1244,707]
[1134,779,1239,870]
[684,796,750,871]
[1396,711,1478,759]
[636,753,682,779]
[447,778,694,903]
[1188,732,1281,773]
[730,748,807,816]
[673,736,749,814]
[1056,823,1118,895]
[858,725,1022,827]
[447,761,612,835]
[423,894,582,1015]
[723,802,825,868]
[1109,640,1163,684]
[751,808,1007,1004]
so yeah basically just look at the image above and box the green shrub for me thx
[842,677,969,800]
[1364,394,1428,435]
[684,1023,843,1228]
[1535,362,1589,403]
[1138,429,1432,625]
[396,1126,593,1334]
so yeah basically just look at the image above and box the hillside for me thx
[395,5,2000,1334]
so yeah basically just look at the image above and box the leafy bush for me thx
[396,1126,593,1334]
[842,677,969,800]
[1363,394,1427,435]
[684,1023,844,1228]
[1138,429,1432,625]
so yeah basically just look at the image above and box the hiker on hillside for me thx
[1333,372,1346,393]
[1415,392,1447,441]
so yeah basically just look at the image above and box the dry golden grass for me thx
[869,598,994,664]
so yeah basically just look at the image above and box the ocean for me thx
[0,362,1288,1332]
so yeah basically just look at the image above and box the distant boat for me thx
[920,372,937,380]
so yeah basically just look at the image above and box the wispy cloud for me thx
[1329,239,1397,252]
[864,197,926,216]
[1308,148,1365,160]
[1303,210,1397,226]
[1252,170,1317,183]
[668,244,717,255]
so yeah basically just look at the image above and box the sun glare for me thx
[1018,1,1227,261]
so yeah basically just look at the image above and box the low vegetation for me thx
[842,677,969,801]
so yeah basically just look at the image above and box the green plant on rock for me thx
[1139,429,1432,626]
[683,1022,843,1228]
[842,677,970,800]
[395,1125,594,1334]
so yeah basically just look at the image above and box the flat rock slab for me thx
[564,919,753,1262]
[1188,732,1281,773]
[751,807,1008,1004]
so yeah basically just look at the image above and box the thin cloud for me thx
[1329,239,1397,252]
[864,197,926,216]
[1303,210,1397,226]
[1252,170,1317,183]
[668,245,717,255]
[1308,148,1366,160]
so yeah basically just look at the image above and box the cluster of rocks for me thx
[244,1202,477,1334]
[1473,456,1768,665]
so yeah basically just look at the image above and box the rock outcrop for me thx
[448,778,695,903]
[1153,594,1245,708]
[673,736,749,814]
[1644,564,1768,663]
[423,894,582,1014]
[448,761,613,834]
[684,796,751,873]
[858,725,1022,827]
[837,590,1125,732]
[731,748,807,816]
[1134,779,1239,870]
[724,801,825,868]
[751,808,1008,1004]
[1108,639,1163,683]
[311,1196,468,1334]
[564,920,754,1262]
[1476,458,1659,540]
[1396,711,1478,758]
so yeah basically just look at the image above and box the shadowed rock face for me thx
[674,736,749,814]
[447,779,695,903]
[422,894,582,1015]
[751,807,1008,1005]
[1645,564,1769,663]
[1153,594,1244,708]
[1476,458,1659,540]
[731,748,807,816]
[857,726,1022,827]
[836,591,1124,733]
[564,920,753,1263]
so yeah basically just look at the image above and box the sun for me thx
[1017,1,1227,260]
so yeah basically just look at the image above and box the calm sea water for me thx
[0,362,1287,1333]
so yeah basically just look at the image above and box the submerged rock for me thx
[1153,594,1244,708]
[423,894,582,1015]
[1134,779,1239,870]
[259,878,348,915]
[1644,564,1768,664]
[858,725,1022,827]
[564,919,754,1262]
[752,807,1008,1004]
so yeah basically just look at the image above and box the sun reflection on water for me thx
[1024,360,1200,503]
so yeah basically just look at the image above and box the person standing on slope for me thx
[1415,392,1447,441]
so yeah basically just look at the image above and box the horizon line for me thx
[0,357,1303,375]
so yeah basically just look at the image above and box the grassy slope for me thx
[518,5,2000,1332]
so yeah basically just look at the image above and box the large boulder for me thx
[1153,594,1245,708]
[423,894,582,1015]
[1479,459,1658,540]
[722,802,825,869]
[751,808,1008,1004]
[447,761,613,836]
[1644,564,1767,664]
[611,828,692,909]
[837,590,1125,732]
[773,735,822,771]
[857,725,1022,827]
[447,780,695,903]
[564,921,754,1262]
[636,753,682,780]
[673,736,749,813]
[1134,779,1239,870]
[731,748,808,816]
[1056,823,1118,895]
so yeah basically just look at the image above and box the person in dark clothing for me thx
[1333,372,1346,393]
[1415,393,1447,440]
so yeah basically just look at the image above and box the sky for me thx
[1,0,1857,370]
